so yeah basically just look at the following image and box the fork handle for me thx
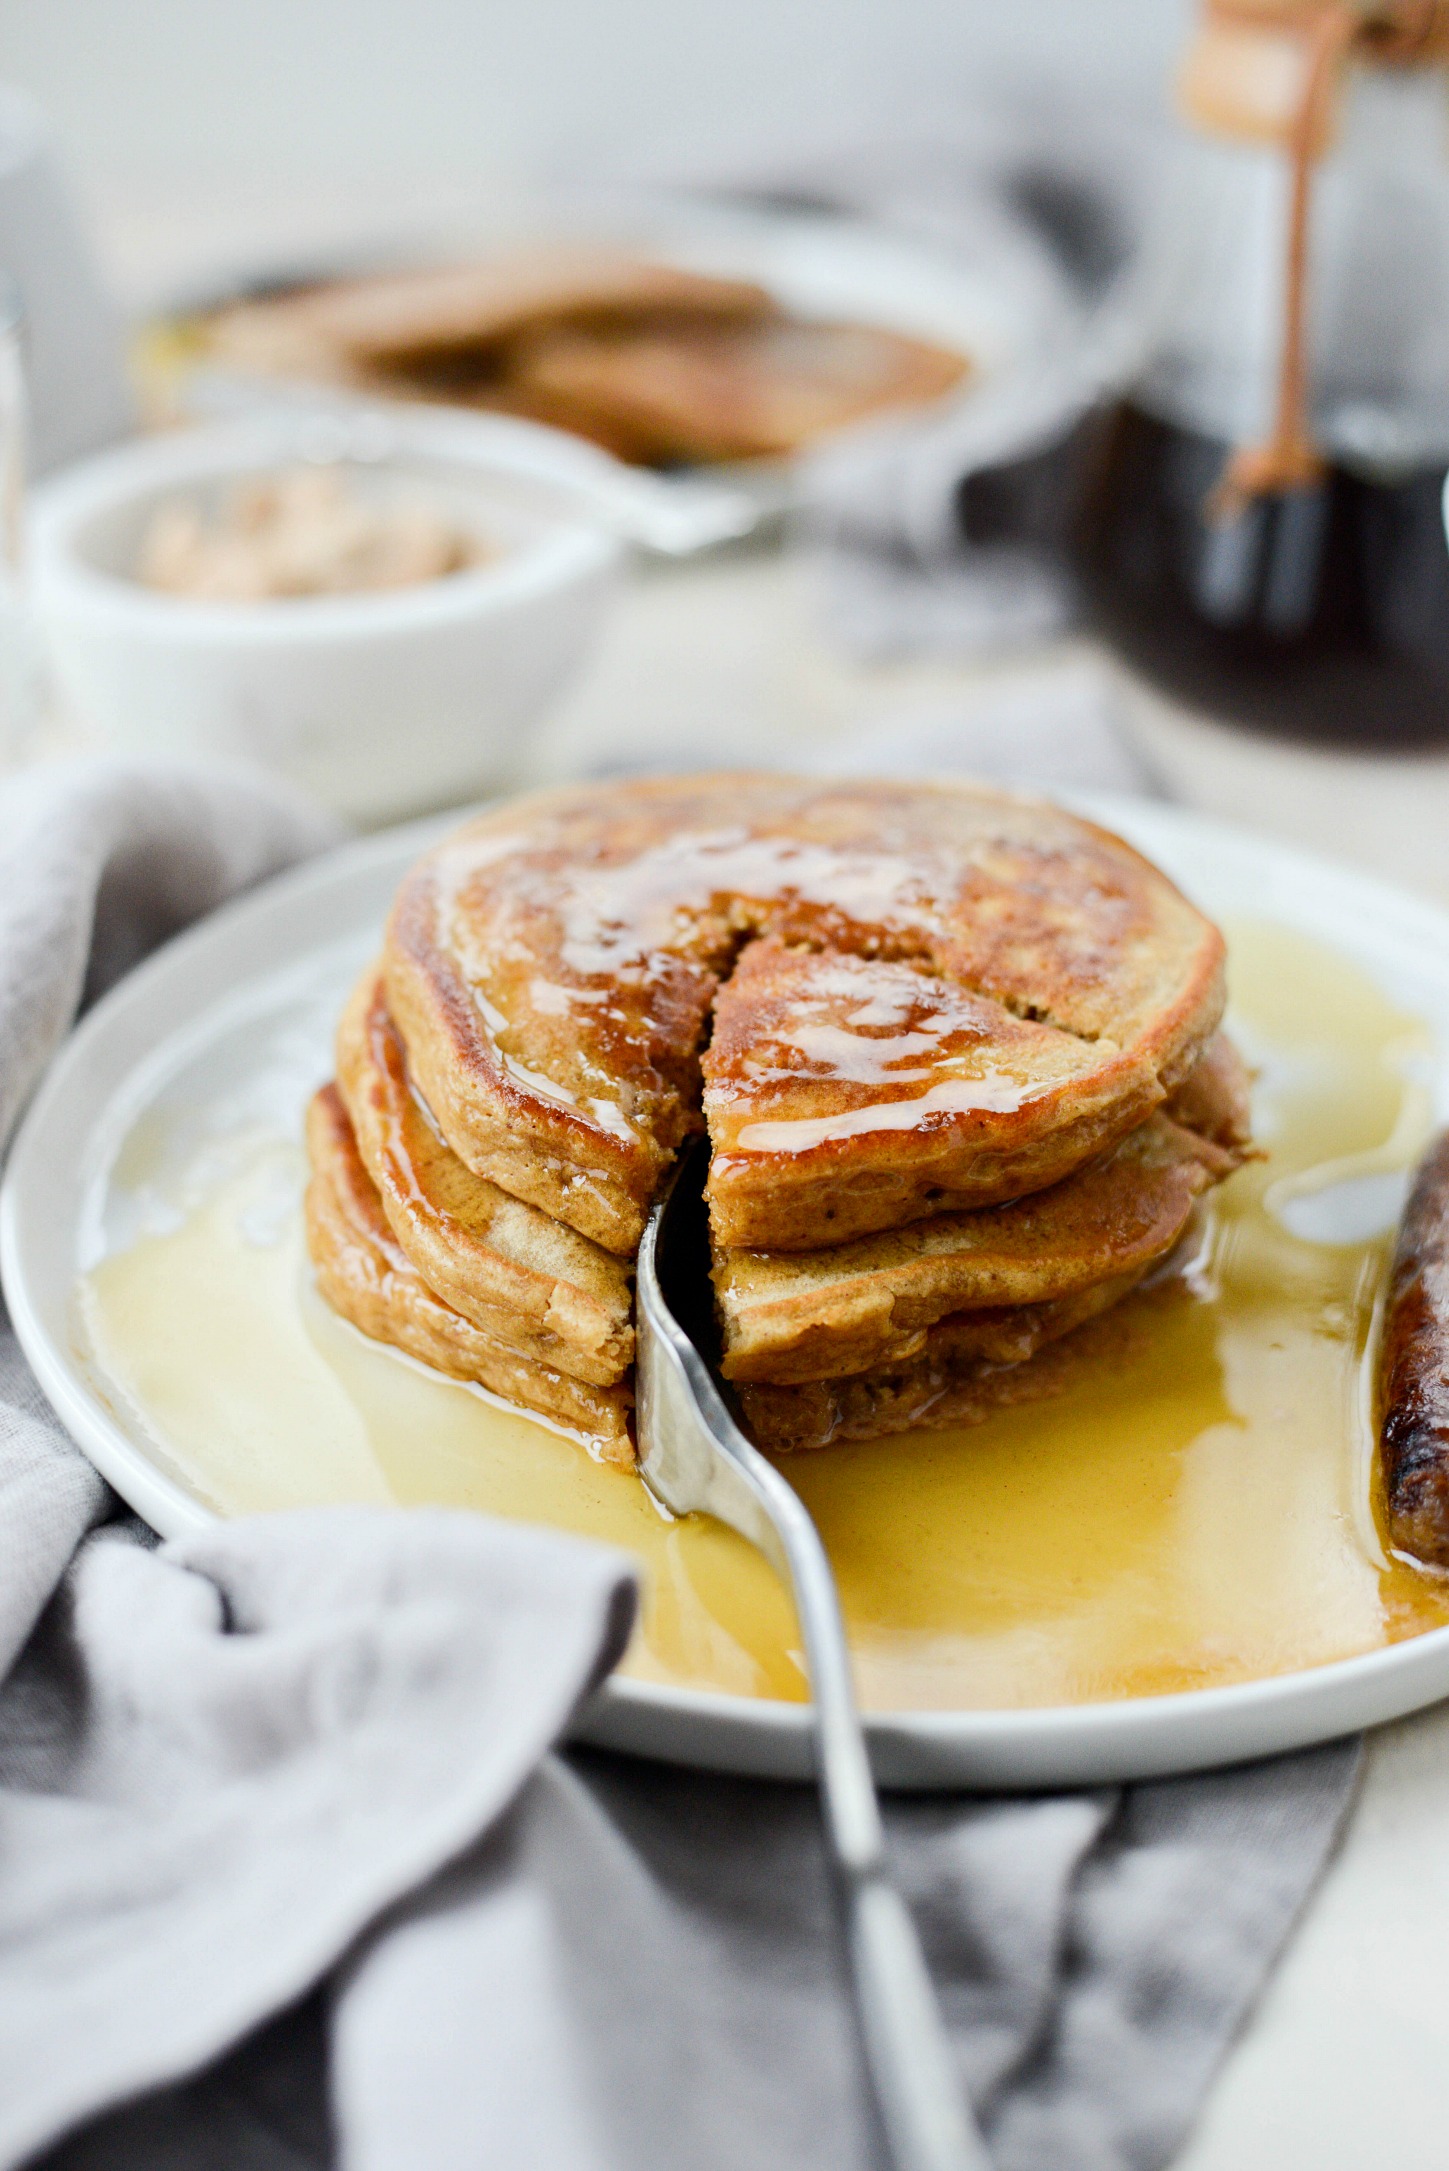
[844,1872,989,2171]
[634,1204,989,2171]
[757,1464,991,2171]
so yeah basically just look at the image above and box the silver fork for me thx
[635,1139,991,2171]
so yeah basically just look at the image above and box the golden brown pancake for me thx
[713,1097,1241,1386]
[194,252,968,466]
[736,1272,1153,1451]
[336,968,634,1386]
[383,775,1225,1257]
[498,319,969,465]
[733,1043,1252,1445]
[304,1084,634,1458]
[1158,1029,1253,1154]
[203,251,774,373]
[706,940,1169,1251]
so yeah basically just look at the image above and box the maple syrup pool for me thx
[78,921,1449,1711]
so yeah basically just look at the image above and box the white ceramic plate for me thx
[9,796,1449,1791]
[153,208,1069,495]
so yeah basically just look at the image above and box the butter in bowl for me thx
[27,410,626,824]
[136,463,493,603]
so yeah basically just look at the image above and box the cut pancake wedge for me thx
[717,1033,1249,1387]
[714,1108,1236,1385]
[736,1274,1152,1452]
[730,1037,1252,1445]
[336,968,633,1387]
[703,940,1168,1250]
[305,1085,634,1458]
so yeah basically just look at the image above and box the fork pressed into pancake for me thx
[384,775,1226,1257]
[304,1085,634,1456]
[331,987,1244,1401]
[336,966,633,1387]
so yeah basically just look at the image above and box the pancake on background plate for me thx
[189,247,972,466]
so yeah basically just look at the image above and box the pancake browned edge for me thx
[336,966,633,1387]
[713,1089,1244,1387]
[304,1085,634,1461]
[736,1278,1167,1452]
[383,776,1226,1258]
[725,1036,1252,1450]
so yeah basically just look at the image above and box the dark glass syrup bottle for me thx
[1079,1,1449,746]
[1080,401,1449,746]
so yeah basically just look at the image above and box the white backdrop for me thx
[0,0,1188,205]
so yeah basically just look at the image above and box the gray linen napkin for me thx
[0,757,1360,2171]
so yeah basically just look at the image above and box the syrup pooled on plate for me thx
[78,921,1449,1710]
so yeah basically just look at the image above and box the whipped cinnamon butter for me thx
[137,465,488,602]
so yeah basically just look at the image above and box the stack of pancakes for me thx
[305,776,1250,1465]
[197,249,969,466]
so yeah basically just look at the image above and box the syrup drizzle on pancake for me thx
[717,949,1065,1151]
[734,1081,1053,1152]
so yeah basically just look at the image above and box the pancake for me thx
[384,775,1225,1256]
[706,940,1170,1251]
[196,256,967,466]
[336,968,634,1386]
[735,1271,1153,1452]
[713,1099,1240,1386]
[1157,1029,1254,1154]
[498,318,968,466]
[304,1084,634,1457]
[203,251,776,384]
[313,253,776,367]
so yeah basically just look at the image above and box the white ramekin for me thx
[28,409,626,823]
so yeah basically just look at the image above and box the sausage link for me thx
[1380,1131,1449,1567]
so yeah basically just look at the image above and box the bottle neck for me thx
[1162,0,1449,488]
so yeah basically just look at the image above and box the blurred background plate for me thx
[140,202,1076,513]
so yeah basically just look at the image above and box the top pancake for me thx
[384,775,1226,1255]
[199,255,967,466]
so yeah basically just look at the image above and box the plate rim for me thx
[9,789,1449,1789]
